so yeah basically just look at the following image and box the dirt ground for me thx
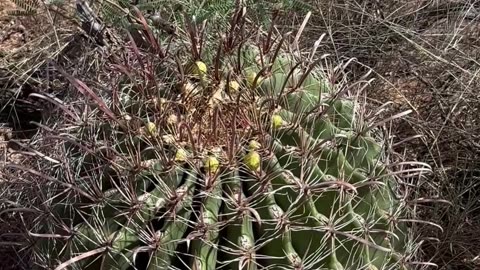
[1,0,76,166]
[0,1,26,55]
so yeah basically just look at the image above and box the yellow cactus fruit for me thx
[175,148,188,162]
[271,114,283,129]
[145,121,157,136]
[228,80,240,92]
[248,140,261,150]
[244,150,261,172]
[194,61,207,76]
[246,70,263,88]
[204,156,220,174]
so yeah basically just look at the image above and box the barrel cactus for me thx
[22,6,425,270]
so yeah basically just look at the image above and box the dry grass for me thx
[0,0,84,162]
[0,1,83,268]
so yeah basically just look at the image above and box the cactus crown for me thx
[17,4,426,270]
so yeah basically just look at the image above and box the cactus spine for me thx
[22,5,425,270]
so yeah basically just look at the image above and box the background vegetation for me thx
[1,0,479,269]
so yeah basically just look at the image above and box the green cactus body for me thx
[29,7,420,270]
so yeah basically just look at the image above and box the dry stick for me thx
[293,11,312,54]
[54,246,108,270]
